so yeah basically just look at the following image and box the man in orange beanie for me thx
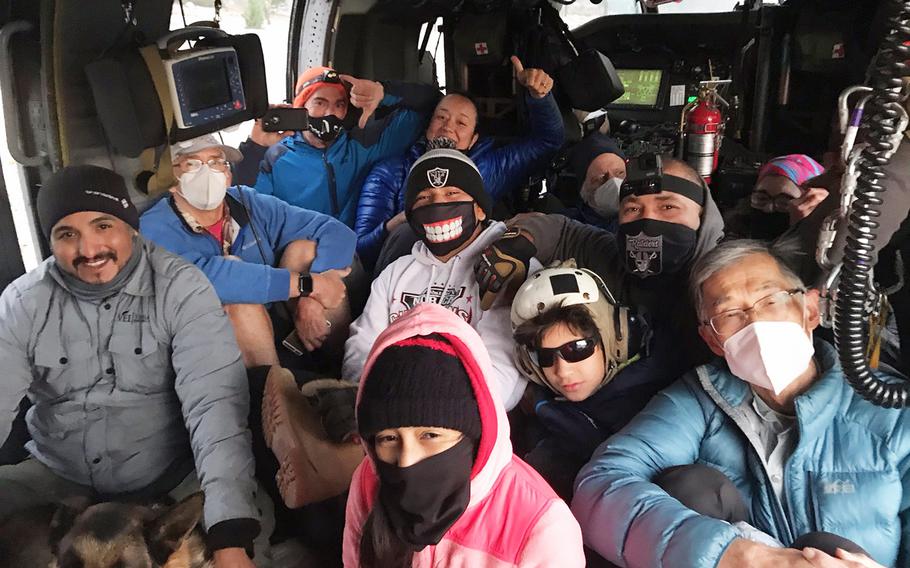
[234,66,439,229]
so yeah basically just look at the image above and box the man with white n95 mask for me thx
[572,239,910,568]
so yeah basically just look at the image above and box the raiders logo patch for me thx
[427,167,449,188]
[625,232,662,277]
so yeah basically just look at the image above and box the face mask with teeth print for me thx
[408,200,478,257]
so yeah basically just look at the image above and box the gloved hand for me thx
[300,379,359,443]
[474,228,537,310]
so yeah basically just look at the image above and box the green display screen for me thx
[613,69,663,107]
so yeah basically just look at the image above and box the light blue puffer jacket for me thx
[572,339,910,568]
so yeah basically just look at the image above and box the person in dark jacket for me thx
[232,66,440,229]
[477,157,725,373]
[573,240,906,568]
[563,133,627,233]
[724,154,827,241]
[0,166,273,567]
[141,134,355,367]
[355,56,565,271]
[508,264,680,499]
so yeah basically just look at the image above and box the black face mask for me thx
[408,201,478,257]
[375,436,474,549]
[618,218,698,278]
[749,209,790,241]
[307,115,344,142]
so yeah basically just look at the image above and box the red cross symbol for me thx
[474,42,489,56]
[832,42,845,59]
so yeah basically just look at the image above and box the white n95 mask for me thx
[178,167,228,211]
[584,177,624,218]
[723,321,815,394]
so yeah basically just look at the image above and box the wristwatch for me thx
[298,274,313,297]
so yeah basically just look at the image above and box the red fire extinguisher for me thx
[679,82,728,184]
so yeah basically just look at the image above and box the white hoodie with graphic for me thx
[343,221,532,410]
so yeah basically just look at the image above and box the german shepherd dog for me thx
[0,493,211,568]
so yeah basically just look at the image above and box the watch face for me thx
[299,274,312,296]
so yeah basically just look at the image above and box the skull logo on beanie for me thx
[404,149,490,216]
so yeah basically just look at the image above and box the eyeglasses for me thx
[178,158,231,174]
[532,337,598,368]
[750,191,795,213]
[703,288,806,336]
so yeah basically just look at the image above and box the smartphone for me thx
[261,108,309,132]
[282,330,305,356]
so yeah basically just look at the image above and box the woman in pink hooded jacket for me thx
[343,303,585,567]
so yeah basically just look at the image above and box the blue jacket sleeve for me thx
[354,155,409,268]
[895,410,910,566]
[571,375,739,568]
[242,187,356,273]
[140,230,292,306]
[349,81,439,162]
[234,139,269,187]
[253,142,292,196]
[482,92,565,202]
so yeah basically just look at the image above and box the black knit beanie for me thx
[404,148,490,216]
[357,334,482,441]
[37,165,139,237]
[569,132,625,183]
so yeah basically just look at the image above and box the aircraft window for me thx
[557,0,781,26]
[656,0,776,14]
[169,0,290,148]
[420,17,447,90]
[557,1,640,29]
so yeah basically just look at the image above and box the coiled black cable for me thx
[834,0,910,408]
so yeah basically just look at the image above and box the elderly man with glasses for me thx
[140,134,357,367]
[571,239,910,568]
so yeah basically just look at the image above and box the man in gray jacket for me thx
[0,165,271,567]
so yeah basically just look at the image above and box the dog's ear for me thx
[49,497,92,553]
[145,492,204,565]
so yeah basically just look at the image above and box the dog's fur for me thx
[0,493,211,568]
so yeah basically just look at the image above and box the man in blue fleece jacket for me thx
[232,67,440,230]
[141,134,356,368]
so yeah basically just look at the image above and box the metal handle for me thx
[0,20,46,166]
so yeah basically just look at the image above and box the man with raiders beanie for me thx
[343,149,534,411]
[0,165,273,567]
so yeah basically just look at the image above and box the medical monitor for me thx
[164,46,247,129]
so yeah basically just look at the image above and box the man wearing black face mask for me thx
[476,156,724,370]
[343,149,534,412]
[233,66,441,229]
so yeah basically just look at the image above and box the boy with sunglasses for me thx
[511,264,663,498]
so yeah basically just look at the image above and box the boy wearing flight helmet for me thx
[512,263,664,498]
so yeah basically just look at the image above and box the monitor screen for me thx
[613,69,663,107]
[183,57,234,113]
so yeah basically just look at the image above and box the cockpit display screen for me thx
[613,69,663,107]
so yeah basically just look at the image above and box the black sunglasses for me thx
[533,337,598,368]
